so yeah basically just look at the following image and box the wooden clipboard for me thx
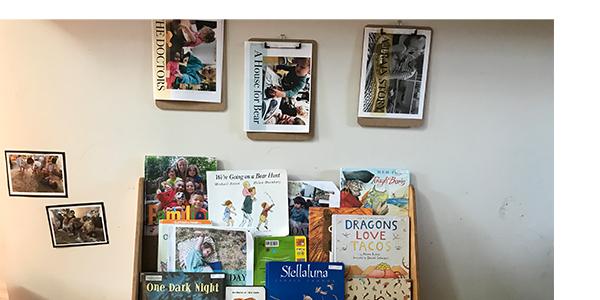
[246,38,317,141]
[357,24,433,128]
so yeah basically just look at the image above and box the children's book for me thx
[332,214,410,278]
[265,262,344,300]
[340,168,410,216]
[253,236,307,286]
[308,207,372,262]
[225,286,266,300]
[207,169,289,237]
[158,222,254,286]
[140,272,225,300]
[288,181,340,237]
[346,277,412,300]
[144,155,217,236]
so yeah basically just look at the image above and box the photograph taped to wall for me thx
[5,150,67,197]
[358,27,431,119]
[244,41,312,133]
[46,202,109,248]
[152,20,224,103]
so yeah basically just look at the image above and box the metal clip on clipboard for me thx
[380,28,419,35]
[263,34,302,49]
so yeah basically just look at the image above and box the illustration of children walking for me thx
[257,201,275,231]
[222,200,236,226]
[239,186,257,227]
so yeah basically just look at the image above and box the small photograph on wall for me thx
[358,26,432,120]
[244,41,313,133]
[46,202,109,248]
[152,20,224,103]
[4,150,68,197]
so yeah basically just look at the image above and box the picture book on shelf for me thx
[254,236,307,286]
[140,272,225,300]
[308,207,372,262]
[288,181,340,237]
[346,277,412,300]
[332,214,410,278]
[158,222,254,285]
[340,168,410,216]
[225,286,266,300]
[207,169,289,237]
[144,155,217,236]
[265,262,344,300]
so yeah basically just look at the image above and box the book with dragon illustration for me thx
[254,236,307,286]
[345,277,412,300]
[207,169,289,237]
[140,272,225,300]
[158,222,254,285]
[332,214,410,278]
[226,286,266,300]
[340,168,410,216]
[265,262,344,300]
[308,207,372,262]
[288,181,340,237]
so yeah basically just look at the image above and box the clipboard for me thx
[246,38,317,141]
[357,24,433,128]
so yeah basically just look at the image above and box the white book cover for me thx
[157,222,254,286]
[332,214,410,278]
[225,286,266,300]
[207,169,289,237]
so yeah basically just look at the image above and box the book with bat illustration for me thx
[265,262,344,300]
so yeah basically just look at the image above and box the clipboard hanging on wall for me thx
[357,25,433,128]
[244,37,317,141]
[152,19,227,111]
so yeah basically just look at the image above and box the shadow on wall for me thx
[8,286,48,300]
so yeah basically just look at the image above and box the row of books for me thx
[142,156,413,299]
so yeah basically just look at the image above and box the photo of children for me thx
[5,151,67,197]
[153,20,223,103]
[144,156,217,235]
[46,202,108,248]
[244,42,313,133]
[288,181,340,237]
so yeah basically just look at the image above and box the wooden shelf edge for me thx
[408,184,420,300]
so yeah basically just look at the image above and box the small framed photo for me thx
[358,26,432,121]
[4,150,68,197]
[46,202,109,248]
[152,19,224,103]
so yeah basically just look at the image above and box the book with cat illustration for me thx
[265,262,344,300]
[345,277,412,300]
[340,168,410,216]
[254,236,307,286]
[225,286,266,300]
[206,169,289,237]
[308,207,372,262]
[158,222,254,285]
[140,272,225,300]
[332,214,410,278]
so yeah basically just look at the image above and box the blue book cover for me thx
[265,262,344,300]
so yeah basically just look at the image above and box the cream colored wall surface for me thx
[0,20,553,300]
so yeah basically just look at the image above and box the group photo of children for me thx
[165,20,219,91]
[5,151,67,197]
[262,56,312,126]
[46,203,108,247]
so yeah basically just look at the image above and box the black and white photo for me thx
[46,202,109,248]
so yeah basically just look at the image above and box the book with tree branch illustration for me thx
[206,169,289,237]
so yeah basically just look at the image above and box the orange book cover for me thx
[308,207,372,262]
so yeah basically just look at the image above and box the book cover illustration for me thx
[340,168,410,216]
[140,272,225,300]
[158,222,254,285]
[207,169,289,237]
[288,181,340,237]
[308,207,372,262]
[244,41,313,133]
[144,156,217,236]
[332,214,410,278]
[254,236,307,286]
[358,27,432,120]
[226,286,266,300]
[265,262,344,300]
[345,277,412,300]
[152,20,224,103]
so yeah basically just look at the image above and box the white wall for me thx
[0,20,553,300]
